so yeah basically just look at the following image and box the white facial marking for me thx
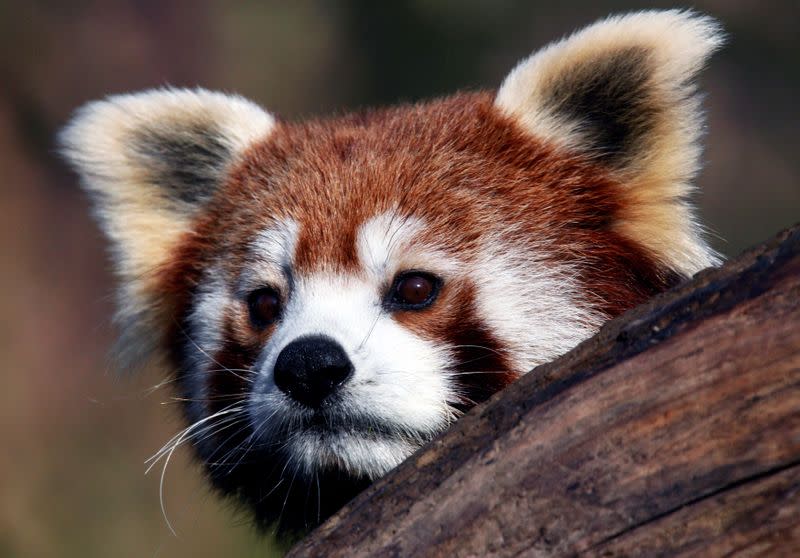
[473,236,604,372]
[184,272,230,423]
[238,220,299,293]
[357,212,463,280]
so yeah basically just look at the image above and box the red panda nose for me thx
[273,335,354,408]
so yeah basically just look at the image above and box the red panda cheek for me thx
[391,281,518,410]
[204,310,271,416]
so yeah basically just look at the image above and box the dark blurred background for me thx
[1,1,797,556]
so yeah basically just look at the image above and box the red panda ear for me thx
[495,10,722,170]
[495,10,724,275]
[59,88,274,367]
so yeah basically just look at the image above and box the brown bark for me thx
[290,224,800,557]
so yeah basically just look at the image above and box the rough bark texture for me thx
[289,224,800,558]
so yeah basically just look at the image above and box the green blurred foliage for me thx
[0,1,797,556]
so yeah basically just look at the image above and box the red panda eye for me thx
[388,272,440,309]
[247,287,281,328]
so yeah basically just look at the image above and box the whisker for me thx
[145,402,243,467]
[277,463,302,529]
[175,321,253,384]
[190,415,249,453]
[204,419,259,468]
[225,406,283,472]
[448,344,513,356]
[168,393,250,404]
[144,404,244,537]
[446,370,516,376]
[357,311,382,351]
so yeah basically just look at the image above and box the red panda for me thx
[60,10,722,537]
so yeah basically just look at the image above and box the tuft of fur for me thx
[61,11,723,537]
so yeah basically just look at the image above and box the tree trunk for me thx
[290,224,800,558]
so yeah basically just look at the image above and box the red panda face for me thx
[60,11,722,536]
[168,95,611,490]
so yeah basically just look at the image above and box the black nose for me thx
[273,335,354,407]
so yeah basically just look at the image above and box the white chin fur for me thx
[290,430,419,480]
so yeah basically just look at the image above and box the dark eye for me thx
[386,271,440,310]
[247,287,281,328]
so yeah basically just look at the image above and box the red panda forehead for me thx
[213,89,624,280]
[227,92,513,274]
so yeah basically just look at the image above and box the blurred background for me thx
[1,1,797,556]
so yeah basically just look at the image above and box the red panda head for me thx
[60,11,722,535]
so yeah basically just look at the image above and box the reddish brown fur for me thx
[158,91,677,391]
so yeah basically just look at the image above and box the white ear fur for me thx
[495,10,724,275]
[60,88,274,367]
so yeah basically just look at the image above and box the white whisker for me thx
[144,404,244,537]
